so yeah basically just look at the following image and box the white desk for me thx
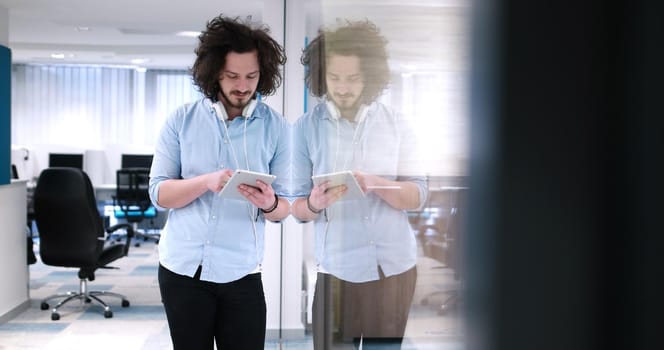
[94,183,117,201]
[0,180,30,323]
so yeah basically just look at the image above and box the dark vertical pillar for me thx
[0,45,10,185]
[612,1,664,348]
[466,0,664,350]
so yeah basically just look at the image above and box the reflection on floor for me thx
[0,240,463,350]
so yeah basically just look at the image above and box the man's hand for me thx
[238,180,277,210]
[207,169,235,193]
[352,171,380,194]
[308,180,347,212]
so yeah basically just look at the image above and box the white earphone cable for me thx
[333,106,368,172]
[216,100,260,263]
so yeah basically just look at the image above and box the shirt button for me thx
[211,215,216,220]
[364,216,370,220]
[224,139,229,144]
[206,240,210,245]
[369,240,375,245]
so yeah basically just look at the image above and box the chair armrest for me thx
[106,223,136,247]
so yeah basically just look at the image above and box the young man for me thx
[291,20,428,349]
[148,15,289,350]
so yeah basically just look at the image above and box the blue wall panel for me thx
[0,45,9,185]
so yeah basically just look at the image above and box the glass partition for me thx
[295,1,470,349]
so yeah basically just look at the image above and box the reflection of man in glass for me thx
[291,20,428,349]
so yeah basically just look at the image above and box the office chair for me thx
[33,167,135,320]
[113,168,160,246]
[419,188,467,315]
[11,163,19,179]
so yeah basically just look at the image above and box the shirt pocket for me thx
[180,139,223,177]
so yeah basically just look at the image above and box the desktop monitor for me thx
[121,154,153,169]
[48,153,84,169]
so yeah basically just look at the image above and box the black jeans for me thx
[158,264,266,350]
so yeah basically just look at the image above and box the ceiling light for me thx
[175,31,201,38]
[75,26,90,32]
[135,67,147,73]
[50,53,65,59]
[130,58,149,64]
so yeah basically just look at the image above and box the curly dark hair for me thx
[301,20,390,104]
[191,15,286,100]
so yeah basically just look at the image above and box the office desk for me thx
[0,180,30,322]
[94,183,118,202]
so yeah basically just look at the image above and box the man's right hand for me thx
[207,169,235,193]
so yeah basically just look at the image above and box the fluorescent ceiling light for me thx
[130,58,149,64]
[175,31,201,38]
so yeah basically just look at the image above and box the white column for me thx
[0,6,8,47]
[261,0,308,340]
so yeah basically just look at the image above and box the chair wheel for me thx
[40,302,50,310]
[104,310,113,318]
[51,312,60,321]
[85,297,92,303]
[122,299,130,307]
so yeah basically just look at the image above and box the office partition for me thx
[0,45,10,185]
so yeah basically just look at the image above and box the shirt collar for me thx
[205,97,264,120]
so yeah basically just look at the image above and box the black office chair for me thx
[419,188,467,315]
[113,168,160,246]
[11,163,19,179]
[33,167,135,320]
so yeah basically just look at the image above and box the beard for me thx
[219,88,254,110]
[330,93,362,118]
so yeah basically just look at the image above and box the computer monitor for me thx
[48,153,84,169]
[121,154,153,169]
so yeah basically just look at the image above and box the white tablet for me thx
[218,169,277,201]
[311,170,365,201]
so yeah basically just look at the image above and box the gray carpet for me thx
[0,239,463,350]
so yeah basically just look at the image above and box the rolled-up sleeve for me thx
[149,106,185,210]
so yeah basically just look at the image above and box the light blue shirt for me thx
[292,100,428,283]
[149,98,289,283]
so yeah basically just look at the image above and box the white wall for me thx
[0,6,8,46]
